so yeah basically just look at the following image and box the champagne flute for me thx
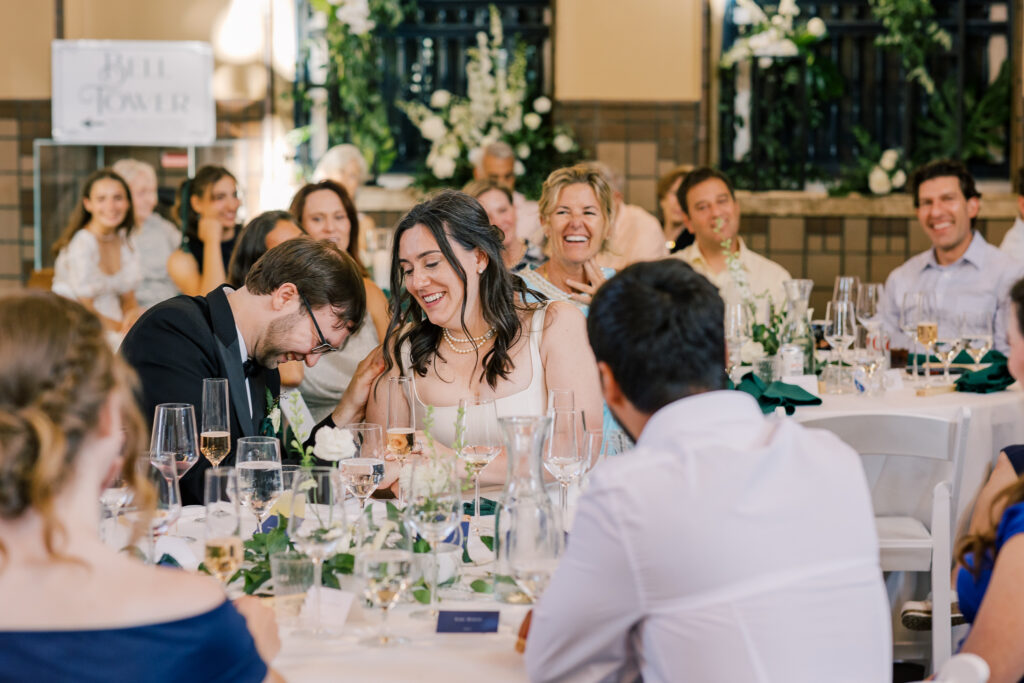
[151,403,199,480]
[235,436,283,535]
[386,377,416,506]
[961,309,994,371]
[724,302,751,379]
[901,291,928,385]
[457,398,500,530]
[543,409,584,518]
[288,467,350,638]
[200,378,230,467]
[203,468,242,587]
[915,294,939,386]
[405,459,461,620]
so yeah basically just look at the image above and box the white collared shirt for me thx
[595,203,669,271]
[1000,215,1024,263]
[525,391,891,683]
[673,238,791,310]
[880,231,1024,353]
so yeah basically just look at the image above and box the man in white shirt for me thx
[474,141,540,244]
[999,166,1024,262]
[587,161,669,271]
[672,167,791,309]
[525,259,891,683]
[880,160,1023,353]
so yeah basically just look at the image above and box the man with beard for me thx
[122,237,381,504]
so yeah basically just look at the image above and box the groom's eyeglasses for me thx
[300,293,340,355]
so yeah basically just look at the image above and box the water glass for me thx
[203,468,242,586]
[270,551,314,629]
[753,356,778,384]
[151,403,199,480]
[235,436,283,535]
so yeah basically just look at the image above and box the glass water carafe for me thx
[493,415,563,603]
[780,278,815,374]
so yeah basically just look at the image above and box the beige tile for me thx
[0,174,16,204]
[768,217,803,251]
[626,142,657,178]
[657,159,677,178]
[596,142,627,175]
[825,235,841,252]
[870,255,906,283]
[747,234,766,252]
[773,252,804,278]
[844,255,869,283]
[987,219,1013,246]
[0,139,17,171]
[626,178,657,212]
[870,235,889,254]
[908,222,930,252]
[0,242,22,277]
[0,210,17,240]
[0,120,16,136]
[806,253,840,286]
[0,279,22,293]
[844,218,868,251]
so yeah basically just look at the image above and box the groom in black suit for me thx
[122,237,377,504]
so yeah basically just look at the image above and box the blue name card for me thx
[436,610,500,633]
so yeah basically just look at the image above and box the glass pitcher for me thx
[780,278,815,375]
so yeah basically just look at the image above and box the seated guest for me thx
[365,190,602,486]
[314,143,376,259]
[526,259,891,681]
[672,166,791,308]
[289,182,389,419]
[880,159,1023,354]
[51,169,141,341]
[588,161,669,271]
[955,277,1024,681]
[517,164,617,315]
[999,166,1024,262]
[226,210,305,288]
[0,292,280,682]
[122,238,382,505]
[112,159,180,308]
[474,141,541,245]
[462,179,544,272]
[166,165,242,297]
[658,163,695,253]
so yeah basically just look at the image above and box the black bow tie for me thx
[242,358,263,378]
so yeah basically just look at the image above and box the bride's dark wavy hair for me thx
[381,190,545,390]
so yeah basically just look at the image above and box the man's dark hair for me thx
[245,236,366,329]
[910,159,981,208]
[587,259,725,414]
[676,166,736,216]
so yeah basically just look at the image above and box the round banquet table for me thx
[791,383,1024,527]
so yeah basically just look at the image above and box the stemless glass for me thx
[457,398,501,530]
[405,459,461,620]
[386,377,416,506]
[151,403,199,480]
[203,468,242,587]
[235,436,283,535]
[200,379,230,467]
[724,302,752,379]
[543,409,584,518]
[288,467,350,638]
[961,308,994,371]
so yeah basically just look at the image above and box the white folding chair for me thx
[801,408,971,672]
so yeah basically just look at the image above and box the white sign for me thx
[52,40,215,146]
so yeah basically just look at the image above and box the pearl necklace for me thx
[442,326,496,354]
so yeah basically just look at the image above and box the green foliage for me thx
[751,300,785,356]
[829,127,884,196]
[470,579,494,594]
[868,0,951,95]
[479,535,494,552]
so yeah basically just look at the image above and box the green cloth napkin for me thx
[463,497,497,516]
[911,350,1003,365]
[955,354,1014,393]
[733,373,823,415]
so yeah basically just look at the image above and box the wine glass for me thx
[151,403,199,480]
[339,456,385,511]
[235,436,283,535]
[203,468,242,587]
[146,452,182,540]
[288,467,350,638]
[200,378,230,467]
[832,275,860,305]
[961,308,994,371]
[856,282,884,347]
[547,389,574,418]
[901,291,929,385]
[581,429,605,489]
[354,518,413,647]
[604,429,633,457]
[100,470,134,546]
[824,300,857,391]
[405,458,461,620]
[456,398,500,531]
[914,294,939,386]
[724,302,751,379]
[386,377,416,506]
[543,409,584,519]
[934,312,964,384]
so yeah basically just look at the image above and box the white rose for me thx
[430,89,451,109]
[514,160,525,176]
[516,143,530,160]
[806,17,826,37]
[868,165,892,195]
[523,112,541,131]
[553,133,573,153]
[400,460,453,498]
[468,146,484,167]
[758,56,774,69]
[432,156,457,179]
[420,116,447,142]
[879,149,899,172]
[439,142,459,160]
[891,169,907,190]
[739,340,766,364]
[313,427,356,462]
[533,96,552,114]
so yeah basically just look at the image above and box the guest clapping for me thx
[0,292,280,681]
[167,165,242,297]
[51,169,141,340]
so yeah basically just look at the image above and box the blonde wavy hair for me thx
[0,292,152,565]
[537,164,616,252]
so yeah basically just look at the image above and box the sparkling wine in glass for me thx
[203,468,242,586]
[357,549,413,647]
[457,398,500,530]
[386,377,416,505]
[201,378,230,467]
[914,294,939,384]
[543,409,584,519]
[151,403,199,480]
[235,436,283,535]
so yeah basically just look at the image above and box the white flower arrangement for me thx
[332,0,375,36]
[313,427,356,462]
[867,148,907,196]
[721,0,826,69]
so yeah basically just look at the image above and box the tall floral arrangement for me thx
[399,5,581,199]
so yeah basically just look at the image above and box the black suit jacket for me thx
[121,286,281,505]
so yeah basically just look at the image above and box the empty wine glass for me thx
[856,283,884,348]
[832,275,860,305]
[724,302,751,379]
[386,377,416,506]
[203,468,242,587]
[543,409,584,519]
[235,436,283,535]
[547,389,575,421]
[961,308,994,371]
[456,398,500,530]
[824,300,857,393]
[355,518,413,647]
[405,459,460,620]
[146,452,182,541]
[100,470,134,545]
[200,379,230,467]
[151,403,199,480]
[288,467,350,638]
[934,313,964,384]
[901,291,929,385]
